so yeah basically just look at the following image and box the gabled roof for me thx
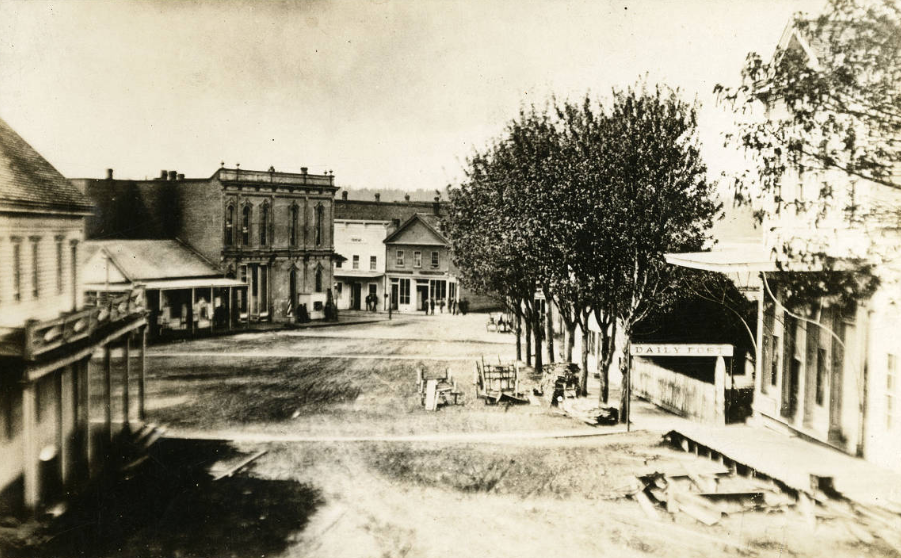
[83,239,221,282]
[384,213,449,245]
[0,116,93,214]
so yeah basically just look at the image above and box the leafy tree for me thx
[716,0,895,306]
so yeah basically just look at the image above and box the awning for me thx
[334,271,384,279]
[139,278,247,290]
[665,244,780,273]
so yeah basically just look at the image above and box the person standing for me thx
[430,298,435,315]
[439,299,445,313]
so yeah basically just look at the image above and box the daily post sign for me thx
[629,344,733,357]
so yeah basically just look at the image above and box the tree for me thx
[716,0,892,307]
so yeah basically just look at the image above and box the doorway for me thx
[352,283,362,311]
[417,285,429,311]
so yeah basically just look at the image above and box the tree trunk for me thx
[546,302,555,364]
[597,319,617,405]
[619,329,632,425]
[533,309,543,373]
[565,322,576,363]
[580,324,590,397]
[515,311,522,361]
[525,309,532,367]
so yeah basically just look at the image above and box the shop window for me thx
[399,278,411,305]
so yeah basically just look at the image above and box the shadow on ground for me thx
[13,439,322,558]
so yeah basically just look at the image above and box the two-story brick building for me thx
[73,166,338,322]
[0,117,148,514]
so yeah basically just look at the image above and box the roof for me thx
[84,239,221,282]
[0,116,93,213]
[335,199,445,222]
[384,213,449,245]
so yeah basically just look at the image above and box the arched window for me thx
[315,264,323,293]
[259,202,269,246]
[315,203,324,246]
[241,205,251,246]
[290,203,299,246]
[225,204,235,245]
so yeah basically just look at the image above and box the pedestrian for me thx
[386,294,392,319]
[439,299,445,313]
[451,298,456,315]
[430,298,435,315]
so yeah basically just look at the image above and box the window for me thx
[70,240,78,310]
[370,256,377,270]
[396,250,405,266]
[352,255,360,270]
[315,265,323,292]
[56,236,64,294]
[431,251,439,268]
[399,278,411,305]
[889,354,897,430]
[12,239,21,302]
[225,204,235,245]
[315,204,324,246]
[30,237,40,299]
[816,348,827,406]
[259,203,269,246]
[290,204,299,246]
[414,251,422,268]
[242,205,251,245]
[259,265,268,314]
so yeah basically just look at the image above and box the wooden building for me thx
[0,117,148,515]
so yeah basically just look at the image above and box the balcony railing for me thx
[0,287,147,361]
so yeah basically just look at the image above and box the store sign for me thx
[630,344,733,357]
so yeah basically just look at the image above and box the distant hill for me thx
[336,187,446,203]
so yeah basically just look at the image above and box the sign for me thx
[630,344,733,357]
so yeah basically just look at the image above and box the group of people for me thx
[364,293,379,312]
[422,298,468,315]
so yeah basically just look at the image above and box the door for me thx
[417,286,429,310]
[368,284,378,310]
[391,282,399,310]
[352,283,362,311]
[781,316,800,420]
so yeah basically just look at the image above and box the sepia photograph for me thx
[1,0,900,556]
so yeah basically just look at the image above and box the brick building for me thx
[0,117,148,514]
[73,166,338,322]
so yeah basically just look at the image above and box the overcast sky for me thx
[0,0,824,191]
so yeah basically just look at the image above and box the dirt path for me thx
[148,351,482,361]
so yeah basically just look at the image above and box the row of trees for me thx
[444,82,721,408]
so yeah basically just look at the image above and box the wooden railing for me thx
[0,287,147,361]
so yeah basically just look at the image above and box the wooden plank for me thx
[213,450,268,481]
[634,489,661,520]
[424,379,439,411]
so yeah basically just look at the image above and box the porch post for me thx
[138,326,147,421]
[753,276,765,420]
[22,381,38,511]
[228,286,234,330]
[81,357,93,476]
[103,343,112,443]
[122,334,131,431]
[189,288,196,335]
[210,287,215,332]
[714,355,726,426]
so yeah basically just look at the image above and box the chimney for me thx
[106,168,114,180]
[300,167,308,175]
[404,194,410,202]
[160,170,168,180]
[433,196,440,215]
[341,191,348,200]
[177,173,185,181]
[168,170,177,181]
[375,193,381,202]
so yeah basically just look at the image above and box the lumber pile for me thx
[559,398,618,426]
[630,460,793,526]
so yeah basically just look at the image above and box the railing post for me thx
[138,326,147,421]
[104,343,112,443]
[22,381,38,512]
[122,334,131,432]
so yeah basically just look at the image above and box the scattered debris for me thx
[213,450,268,481]
[473,359,527,405]
[560,398,618,426]
[417,368,463,410]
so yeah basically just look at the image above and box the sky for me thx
[0,0,825,191]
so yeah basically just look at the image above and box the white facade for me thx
[333,219,391,311]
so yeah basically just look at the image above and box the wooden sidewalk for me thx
[666,421,901,513]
